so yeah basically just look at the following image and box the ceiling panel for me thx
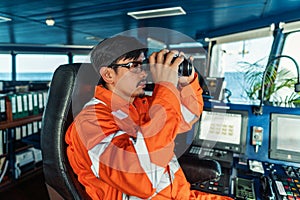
[0,0,300,46]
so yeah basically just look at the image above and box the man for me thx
[66,35,232,199]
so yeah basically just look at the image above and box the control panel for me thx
[188,146,234,196]
[267,164,300,200]
[188,146,233,168]
[191,168,231,196]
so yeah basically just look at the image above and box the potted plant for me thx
[238,59,300,105]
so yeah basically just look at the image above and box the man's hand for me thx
[148,49,181,86]
[178,56,195,88]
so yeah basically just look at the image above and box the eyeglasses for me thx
[109,60,148,74]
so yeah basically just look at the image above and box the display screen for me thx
[202,77,224,100]
[199,110,242,144]
[270,113,300,163]
[193,109,248,153]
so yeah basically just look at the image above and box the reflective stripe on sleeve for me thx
[181,104,197,123]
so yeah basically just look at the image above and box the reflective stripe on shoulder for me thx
[112,109,128,119]
[84,97,107,108]
[84,97,128,120]
[88,130,126,178]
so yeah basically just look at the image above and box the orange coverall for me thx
[66,73,233,200]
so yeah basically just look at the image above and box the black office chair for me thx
[41,63,98,200]
[41,63,221,199]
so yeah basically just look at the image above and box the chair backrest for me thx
[41,63,99,200]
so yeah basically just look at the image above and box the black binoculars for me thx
[144,55,193,76]
[176,56,193,76]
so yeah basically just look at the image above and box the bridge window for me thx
[274,31,300,103]
[208,27,274,103]
[280,31,300,76]
[73,54,90,63]
[0,54,12,80]
[16,54,68,81]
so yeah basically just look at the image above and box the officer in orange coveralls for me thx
[66,35,233,200]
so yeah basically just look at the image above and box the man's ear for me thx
[100,67,114,84]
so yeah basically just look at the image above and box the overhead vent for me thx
[127,7,186,20]
[0,16,12,23]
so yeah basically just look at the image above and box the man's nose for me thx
[140,69,148,78]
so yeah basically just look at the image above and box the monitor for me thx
[201,77,225,100]
[192,109,248,153]
[270,113,300,163]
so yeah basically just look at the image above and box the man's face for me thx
[112,53,147,102]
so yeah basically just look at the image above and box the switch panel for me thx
[252,126,263,153]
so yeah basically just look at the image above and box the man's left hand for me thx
[178,57,195,87]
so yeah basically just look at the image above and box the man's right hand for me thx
[148,49,183,87]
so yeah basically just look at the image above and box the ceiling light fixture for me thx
[0,16,12,23]
[45,17,55,26]
[169,42,203,48]
[85,36,103,41]
[127,6,186,20]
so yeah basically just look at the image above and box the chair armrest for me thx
[178,155,222,184]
